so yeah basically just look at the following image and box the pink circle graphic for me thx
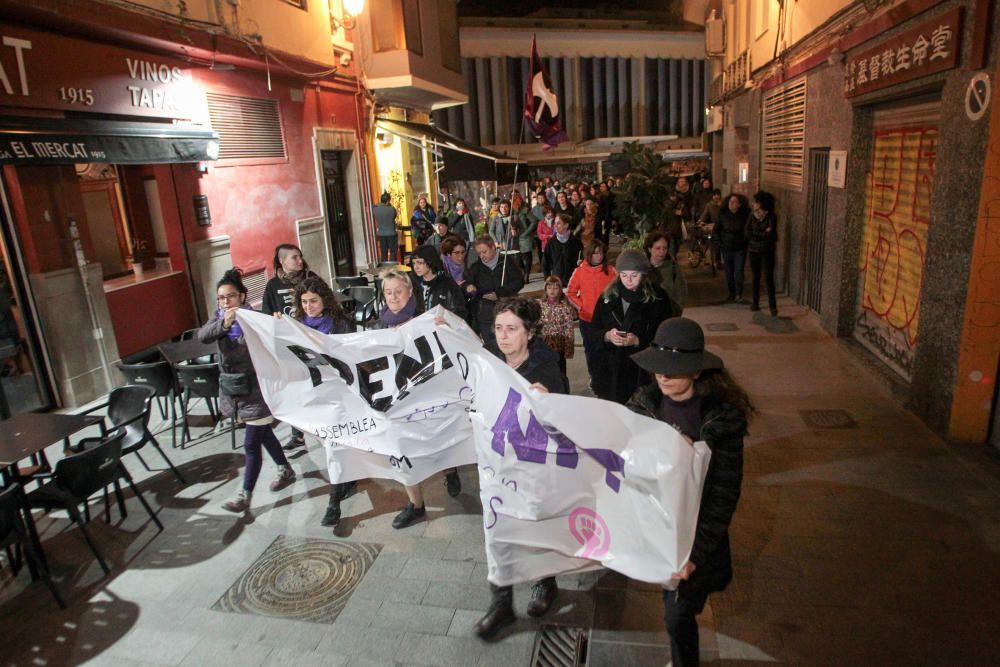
[568,508,610,559]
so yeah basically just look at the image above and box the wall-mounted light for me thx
[332,0,365,31]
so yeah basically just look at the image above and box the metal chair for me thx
[80,385,186,484]
[334,276,368,291]
[116,361,179,443]
[174,362,222,446]
[26,429,163,576]
[344,286,379,330]
[0,483,65,608]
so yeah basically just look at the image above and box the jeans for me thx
[748,250,776,311]
[378,234,398,263]
[722,249,746,299]
[242,424,288,492]
[661,586,709,667]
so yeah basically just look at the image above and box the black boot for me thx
[392,502,426,529]
[526,577,558,617]
[474,585,515,639]
[445,470,462,498]
[321,500,341,527]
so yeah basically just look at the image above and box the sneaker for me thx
[222,490,251,513]
[392,502,426,529]
[282,433,305,451]
[445,471,462,498]
[321,500,341,527]
[269,465,296,492]
[526,578,558,617]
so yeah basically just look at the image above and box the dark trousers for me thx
[748,250,776,311]
[662,586,709,667]
[579,320,601,388]
[536,238,549,277]
[242,424,288,492]
[520,249,534,280]
[378,234,398,263]
[722,249,746,299]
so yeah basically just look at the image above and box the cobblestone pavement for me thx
[2,258,998,665]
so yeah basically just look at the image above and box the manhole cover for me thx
[532,624,589,667]
[799,409,857,429]
[706,322,738,332]
[212,536,381,624]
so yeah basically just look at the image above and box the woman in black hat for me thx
[628,317,753,667]
[590,249,676,404]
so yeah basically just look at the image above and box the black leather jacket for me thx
[416,271,467,319]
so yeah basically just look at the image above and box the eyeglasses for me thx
[217,292,241,301]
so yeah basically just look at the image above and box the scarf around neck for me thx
[277,268,307,289]
[443,253,464,282]
[380,295,417,326]
[302,314,335,334]
[556,229,571,243]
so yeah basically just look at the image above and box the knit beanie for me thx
[615,248,650,274]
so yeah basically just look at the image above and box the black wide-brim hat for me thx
[631,317,724,376]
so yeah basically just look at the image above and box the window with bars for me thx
[205,93,286,161]
[761,77,807,190]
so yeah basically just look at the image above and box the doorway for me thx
[321,150,355,276]
[803,148,829,313]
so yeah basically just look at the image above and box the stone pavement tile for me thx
[400,556,475,582]
[365,552,411,579]
[352,574,431,605]
[260,647,350,667]
[590,588,669,645]
[442,537,488,562]
[177,636,272,667]
[369,600,456,634]
[239,614,330,651]
[587,640,669,667]
[471,562,490,582]
[396,631,486,665]
[447,608,484,637]
[331,595,382,627]
[84,656,172,667]
[103,628,201,665]
[381,537,451,559]
[317,622,404,662]
[474,629,536,667]
[131,603,248,642]
[423,580,493,611]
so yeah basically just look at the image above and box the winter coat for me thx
[489,338,567,394]
[446,209,477,245]
[262,271,318,317]
[489,214,520,252]
[566,262,617,323]
[198,306,270,422]
[372,203,398,237]
[590,280,673,404]
[466,254,524,333]
[518,213,539,253]
[544,235,583,286]
[648,261,687,316]
[718,206,749,253]
[410,206,437,243]
[746,211,778,254]
[627,382,746,594]
[536,217,555,251]
[539,299,576,359]
[416,271,467,319]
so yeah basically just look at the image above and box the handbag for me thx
[219,371,252,397]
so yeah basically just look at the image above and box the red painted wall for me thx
[105,272,196,357]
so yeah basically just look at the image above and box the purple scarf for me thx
[379,295,417,327]
[442,253,465,283]
[218,306,250,340]
[302,314,335,334]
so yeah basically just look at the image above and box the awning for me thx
[375,118,527,183]
[0,116,219,165]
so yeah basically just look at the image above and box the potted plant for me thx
[130,238,148,279]
[613,142,675,248]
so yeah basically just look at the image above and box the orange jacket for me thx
[567,263,617,322]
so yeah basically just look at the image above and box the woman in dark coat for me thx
[718,194,749,302]
[200,268,296,513]
[590,249,674,404]
[410,245,467,319]
[745,190,778,315]
[543,214,583,287]
[262,243,317,317]
[474,297,566,640]
[627,317,753,667]
[465,236,524,347]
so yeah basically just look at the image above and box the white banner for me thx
[238,308,711,586]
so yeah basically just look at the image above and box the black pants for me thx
[748,250,776,311]
[722,249,746,299]
[520,249,534,280]
[661,586,709,667]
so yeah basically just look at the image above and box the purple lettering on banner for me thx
[582,448,626,493]
[490,388,548,463]
[550,430,579,469]
[486,496,504,529]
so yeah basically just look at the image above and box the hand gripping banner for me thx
[239,307,711,587]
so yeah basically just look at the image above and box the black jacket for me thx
[746,211,778,254]
[466,255,524,330]
[544,235,583,286]
[489,338,566,394]
[198,307,270,422]
[416,271,467,319]
[590,281,673,404]
[627,382,746,594]
[718,206,749,253]
[262,271,318,316]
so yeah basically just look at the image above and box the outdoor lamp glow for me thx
[343,0,365,16]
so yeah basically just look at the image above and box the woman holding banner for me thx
[201,269,296,514]
[375,270,462,529]
[627,317,752,667]
[474,297,566,640]
[289,276,358,528]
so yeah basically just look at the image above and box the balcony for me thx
[709,49,753,105]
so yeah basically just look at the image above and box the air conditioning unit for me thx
[706,9,725,56]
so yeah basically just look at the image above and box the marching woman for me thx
[746,190,779,316]
[201,268,296,513]
[543,214,583,287]
[288,276,358,527]
[374,269,462,528]
[262,243,316,318]
[474,297,566,640]
[410,245,467,319]
[410,195,437,245]
[440,235,469,286]
[446,198,478,260]
[590,249,674,404]
[489,200,520,256]
[535,205,556,278]
[566,239,617,391]
[538,275,576,392]
[644,231,687,316]
[627,317,752,667]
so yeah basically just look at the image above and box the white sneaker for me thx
[222,490,251,512]
[269,465,296,492]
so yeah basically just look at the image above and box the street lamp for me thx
[332,0,365,30]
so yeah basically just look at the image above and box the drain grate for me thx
[799,409,857,429]
[532,624,589,667]
[706,322,738,332]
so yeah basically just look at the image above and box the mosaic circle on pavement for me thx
[212,535,381,624]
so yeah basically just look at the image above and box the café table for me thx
[157,338,216,366]
[0,412,104,577]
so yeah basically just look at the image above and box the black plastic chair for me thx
[26,430,163,576]
[344,286,378,330]
[0,483,65,608]
[335,276,368,291]
[116,361,179,443]
[80,385,186,484]
[174,362,234,448]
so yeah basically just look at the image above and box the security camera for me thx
[340,53,352,67]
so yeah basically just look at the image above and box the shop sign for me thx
[0,23,207,122]
[843,7,962,98]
